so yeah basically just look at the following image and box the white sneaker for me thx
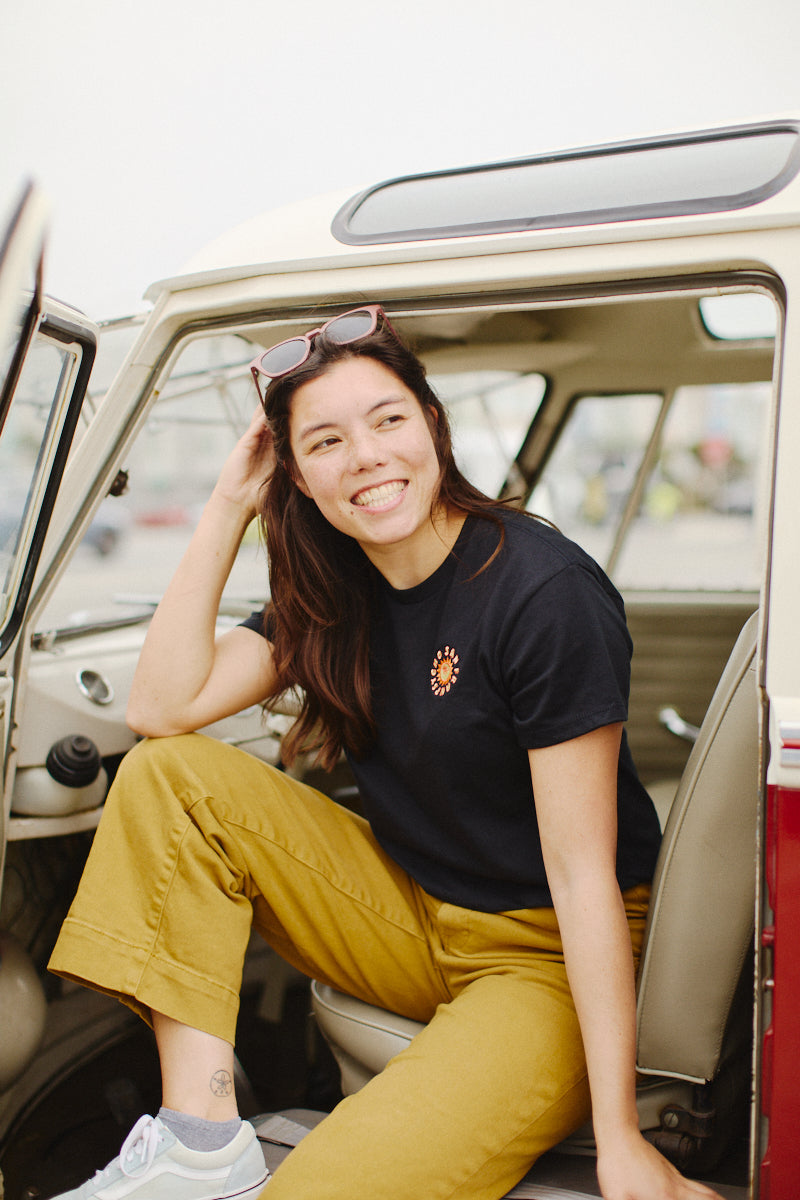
[52,1114,270,1199]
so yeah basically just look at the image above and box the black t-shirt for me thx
[244,512,661,912]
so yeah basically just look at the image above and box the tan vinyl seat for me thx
[311,611,760,1170]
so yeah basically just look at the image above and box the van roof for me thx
[146,117,800,301]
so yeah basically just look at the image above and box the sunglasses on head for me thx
[249,305,397,407]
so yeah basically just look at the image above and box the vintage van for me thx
[1,117,799,1198]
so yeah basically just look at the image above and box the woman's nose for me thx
[348,431,385,471]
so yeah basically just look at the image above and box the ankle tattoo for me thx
[210,1069,233,1097]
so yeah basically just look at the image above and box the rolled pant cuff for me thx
[48,917,241,1044]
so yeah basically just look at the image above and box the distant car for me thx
[2,119,800,1197]
[81,498,131,555]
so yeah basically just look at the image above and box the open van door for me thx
[0,184,97,887]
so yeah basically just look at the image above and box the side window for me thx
[614,381,771,590]
[526,382,771,593]
[434,370,547,496]
[527,393,664,567]
[0,340,78,626]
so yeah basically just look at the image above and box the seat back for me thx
[635,610,759,1083]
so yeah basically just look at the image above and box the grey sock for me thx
[158,1106,243,1151]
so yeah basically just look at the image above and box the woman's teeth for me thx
[353,481,405,507]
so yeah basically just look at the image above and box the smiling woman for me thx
[46,305,715,1200]
[255,313,506,769]
[287,358,459,587]
[45,302,700,1200]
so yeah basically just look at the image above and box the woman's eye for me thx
[379,413,404,429]
[309,436,340,453]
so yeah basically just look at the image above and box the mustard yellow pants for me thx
[49,733,650,1200]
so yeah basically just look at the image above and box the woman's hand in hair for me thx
[213,407,277,517]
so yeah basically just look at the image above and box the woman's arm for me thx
[126,408,280,737]
[529,725,721,1200]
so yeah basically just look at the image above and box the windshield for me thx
[39,290,776,633]
[39,332,546,631]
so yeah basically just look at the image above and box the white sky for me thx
[2,0,799,318]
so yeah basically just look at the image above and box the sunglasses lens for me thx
[324,309,377,345]
[254,308,383,388]
[259,337,309,377]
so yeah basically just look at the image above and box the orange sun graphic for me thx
[430,646,460,696]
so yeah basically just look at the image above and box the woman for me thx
[49,306,720,1200]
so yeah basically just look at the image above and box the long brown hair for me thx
[259,317,504,769]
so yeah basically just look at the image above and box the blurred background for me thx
[2,0,799,319]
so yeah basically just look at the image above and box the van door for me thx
[0,185,97,884]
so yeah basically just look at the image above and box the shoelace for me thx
[93,1115,164,1182]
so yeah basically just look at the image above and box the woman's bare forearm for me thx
[126,489,270,734]
[530,729,721,1198]
[550,869,640,1140]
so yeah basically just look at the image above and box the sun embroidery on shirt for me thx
[431,646,460,696]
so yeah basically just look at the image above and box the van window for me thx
[41,341,547,630]
[334,123,800,244]
[613,381,771,590]
[434,370,546,497]
[700,294,778,340]
[40,333,267,629]
[527,393,664,568]
[1,340,77,621]
[527,382,771,592]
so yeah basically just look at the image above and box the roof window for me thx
[332,122,800,246]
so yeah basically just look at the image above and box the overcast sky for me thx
[2,0,799,318]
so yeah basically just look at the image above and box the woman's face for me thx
[287,356,448,580]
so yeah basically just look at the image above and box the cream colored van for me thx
[1,119,799,1197]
